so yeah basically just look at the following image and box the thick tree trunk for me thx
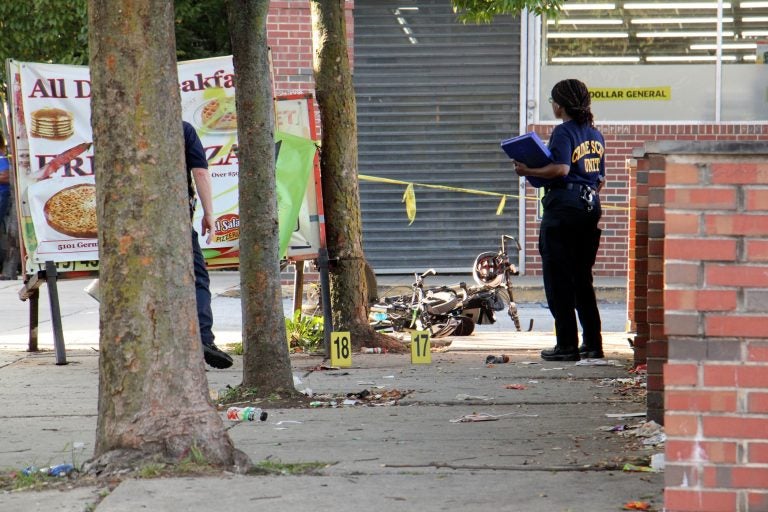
[88,0,245,471]
[227,0,295,391]
[311,0,398,350]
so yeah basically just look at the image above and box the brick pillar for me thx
[627,159,637,333]
[646,155,668,424]
[631,156,650,367]
[662,148,768,512]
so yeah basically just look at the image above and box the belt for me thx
[544,182,589,194]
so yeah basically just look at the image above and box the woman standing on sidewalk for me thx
[512,79,605,361]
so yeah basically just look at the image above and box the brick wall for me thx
[526,124,768,278]
[641,142,768,512]
[267,0,354,100]
[646,154,668,424]
[629,157,651,368]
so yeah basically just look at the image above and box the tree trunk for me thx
[227,0,295,390]
[88,0,246,472]
[311,0,399,350]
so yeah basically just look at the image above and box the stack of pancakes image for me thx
[31,107,74,140]
[201,97,237,130]
[44,183,97,238]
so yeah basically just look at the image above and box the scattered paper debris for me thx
[455,394,491,401]
[575,359,620,366]
[450,411,539,423]
[623,501,652,511]
[450,413,499,423]
[622,463,655,473]
[635,420,663,437]
[598,424,630,432]
[642,433,667,446]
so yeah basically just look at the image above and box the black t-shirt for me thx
[548,120,605,189]
[183,121,208,216]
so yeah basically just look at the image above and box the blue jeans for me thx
[191,229,214,346]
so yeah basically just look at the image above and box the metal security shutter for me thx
[354,0,521,273]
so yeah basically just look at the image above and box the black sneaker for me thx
[578,345,605,359]
[203,343,233,369]
[541,346,580,361]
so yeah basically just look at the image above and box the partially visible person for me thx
[183,121,233,369]
[0,132,13,280]
[512,78,605,362]
[86,123,233,368]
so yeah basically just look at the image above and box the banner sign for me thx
[589,86,671,101]
[6,57,321,273]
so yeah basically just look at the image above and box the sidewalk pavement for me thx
[0,272,663,512]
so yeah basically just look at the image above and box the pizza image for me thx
[43,183,98,238]
[199,97,237,131]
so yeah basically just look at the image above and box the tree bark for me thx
[227,0,295,390]
[88,0,245,472]
[311,0,399,350]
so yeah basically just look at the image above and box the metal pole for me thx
[293,261,304,316]
[29,289,39,352]
[45,261,67,365]
[715,0,723,122]
[317,248,333,358]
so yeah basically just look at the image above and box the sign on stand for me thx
[411,331,431,364]
[330,331,352,368]
[4,56,323,362]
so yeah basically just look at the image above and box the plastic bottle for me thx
[362,347,386,354]
[48,463,75,477]
[371,312,388,322]
[226,406,268,422]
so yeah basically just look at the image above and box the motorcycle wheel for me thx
[430,321,456,338]
[451,316,475,336]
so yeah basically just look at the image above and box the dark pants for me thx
[192,229,214,346]
[538,188,602,351]
[0,189,10,231]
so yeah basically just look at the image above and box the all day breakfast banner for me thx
[7,56,319,272]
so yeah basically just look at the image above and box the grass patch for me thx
[285,311,324,354]
[249,459,331,476]
[226,342,244,356]
[137,462,166,479]
[216,385,263,405]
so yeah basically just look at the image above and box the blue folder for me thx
[500,132,552,188]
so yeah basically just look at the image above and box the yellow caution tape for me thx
[359,174,627,223]
[402,183,416,225]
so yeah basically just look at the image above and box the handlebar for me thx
[501,235,522,253]
[413,268,437,287]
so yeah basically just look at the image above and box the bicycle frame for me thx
[500,235,523,331]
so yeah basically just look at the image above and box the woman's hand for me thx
[512,160,530,177]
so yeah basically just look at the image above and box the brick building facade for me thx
[632,143,768,511]
[267,2,768,509]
